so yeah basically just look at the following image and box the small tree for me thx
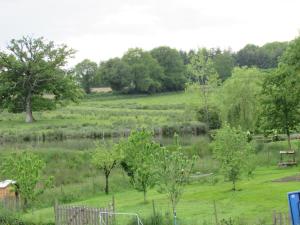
[92,142,121,194]
[120,130,160,203]
[156,141,196,222]
[187,48,220,129]
[1,152,52,211]
[213,124,254,191]
[0,36,82,123]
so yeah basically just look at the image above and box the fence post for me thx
[213,200,219,225]
[54,199,58,225]
[273,210,277,225]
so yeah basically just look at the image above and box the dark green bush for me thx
[197,106,222,129]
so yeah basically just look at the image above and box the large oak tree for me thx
[0,36,82,123]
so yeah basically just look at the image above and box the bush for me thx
[0,207,54,225]
[127,212,173,225]
[197,106,222,129]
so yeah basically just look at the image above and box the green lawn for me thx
[23,166,299,225]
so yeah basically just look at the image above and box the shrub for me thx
[197,106,222,129]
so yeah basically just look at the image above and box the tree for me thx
[220,67,266,131]
[156,140,196,222]
[74,59,98,94]
[1,152,52,211]
[212,50,235,81]
[99,57,132,93]
[235,42,288,69]
[122,48,164,94]
[260,66,300,149]
[260,37,300,150]
[187,48,220,128]
[0,36,82,123]
[213,124,254,191]
[92,142,121,194]
[120,130,160,202]
[151,46,187,91]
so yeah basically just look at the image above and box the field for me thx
[0,91,204,142]
[23,166,299,225]
[1,91,300,225]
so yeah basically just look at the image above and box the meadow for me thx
[0,91,205,143]
[1,91,300,225]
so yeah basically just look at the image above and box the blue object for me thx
[288,191,300,225]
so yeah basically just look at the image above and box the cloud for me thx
[0,0,299,65]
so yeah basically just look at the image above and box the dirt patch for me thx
[273,174,300,182]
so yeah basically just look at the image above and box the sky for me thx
[0,0,299,66]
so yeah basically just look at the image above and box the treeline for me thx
[74,41,288,94]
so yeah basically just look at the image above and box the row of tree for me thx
[74,42,287,94]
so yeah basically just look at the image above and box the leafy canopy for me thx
[1,152,52,211]
[120,129,160,202]
[156,140,196,216]
[0,36,83,122]
[213,123,254,190]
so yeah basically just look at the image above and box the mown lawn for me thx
[23,166,300,225]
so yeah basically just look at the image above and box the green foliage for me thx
[0,207,54,225]
[1,152,52,211]
[99,57,132,93]
[127,211,173,225]
[74,59,98,94]
[123,48,164,94]
[120,130,161,202]
[150,46,187,91]
[212,49,235,81]
[156,138,196,215]
[197,106,221,129]
[187,48,220,128]
[260,37,300,149]
[0,36,83,122]
[219,67,266,131]
[235,42,288,69]
[213,124,254,190]
[91,142,122,194]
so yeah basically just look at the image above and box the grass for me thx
[0,92,203,142]
[23,166,300,225]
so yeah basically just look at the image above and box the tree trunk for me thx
[143,189,147,203]
[23,198,28,212]
[105,173,109,194]
[25,95,34,123]
[287,128,292,150]
[232,180,236,191]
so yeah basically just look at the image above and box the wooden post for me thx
[152,199,156,216]
[213,200,219,225]
[273,210,277,225]
[112,195,116,224]
[54,199,58,225]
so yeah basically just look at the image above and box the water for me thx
[0,134,207,152]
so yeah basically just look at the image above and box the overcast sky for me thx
[1,0,299,66]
